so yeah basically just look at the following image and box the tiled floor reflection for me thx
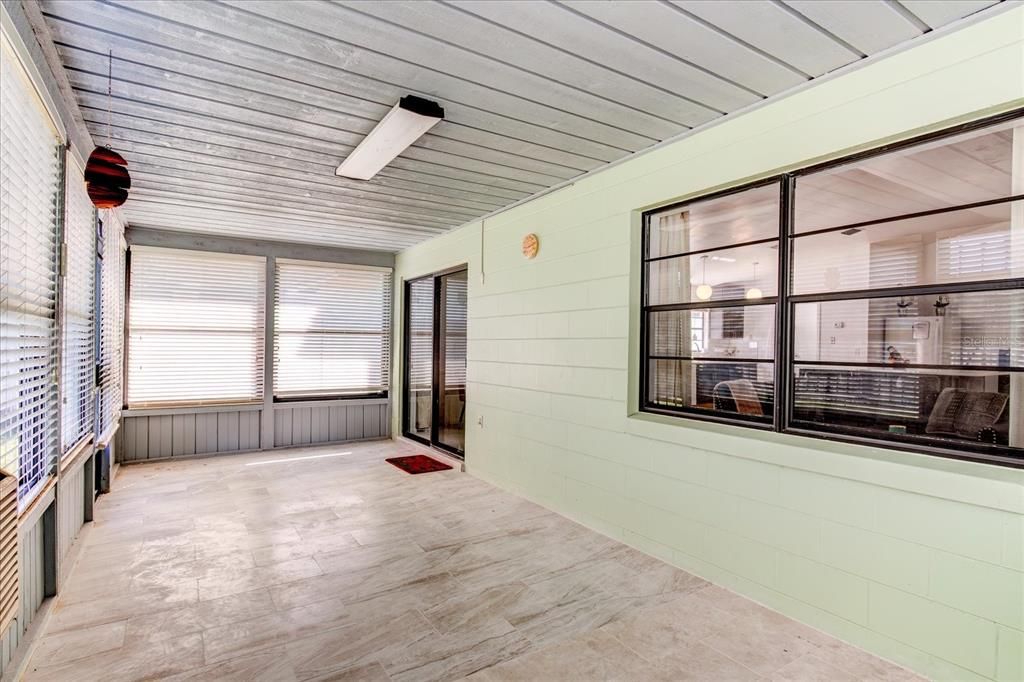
[25,441,923,681]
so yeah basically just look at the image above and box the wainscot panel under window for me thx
[126,247,266,407]
[0,34,63,508]
[273,260,392,399]
[641,180,781,425]
[60,152,96,454]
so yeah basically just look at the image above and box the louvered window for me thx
[274,260,392,399]
[60,154,96,454]
[96,212,125,435]
[127,247,265,407]
[0,34,62,507]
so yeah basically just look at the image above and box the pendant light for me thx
[746,262,763,300]
[695,255,713,301]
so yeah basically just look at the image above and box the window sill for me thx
[273,396,388,409]
[123,403,263,417]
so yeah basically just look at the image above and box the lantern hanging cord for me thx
[107,49,112,147]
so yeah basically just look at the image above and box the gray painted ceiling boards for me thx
[40,0,1002,252]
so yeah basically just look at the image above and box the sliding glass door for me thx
[403,267,467,457]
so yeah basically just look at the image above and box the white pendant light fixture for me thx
[695,255,713,301]
[336,95,444,180]
[746,261,763,300]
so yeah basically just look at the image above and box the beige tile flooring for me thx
[24,440,923,681]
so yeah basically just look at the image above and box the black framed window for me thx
[642,180,782,427]
[641,110,1024,467]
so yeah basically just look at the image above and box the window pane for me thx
[647,242,778,305]
[792,365,1020,449]
[794,290,1023,368]
[274,260,392,398]
[791,201,1023,294]
[648,359,774,421]
[127,247,265,406]
[649,306,775,359]
[647,182,779,259]
[794,117,1021,233]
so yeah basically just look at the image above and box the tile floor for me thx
[24,440,923,681]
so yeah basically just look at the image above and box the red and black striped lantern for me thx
[84,146,130,208]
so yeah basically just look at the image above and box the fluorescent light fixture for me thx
[336,95,444,180]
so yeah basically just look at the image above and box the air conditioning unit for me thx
[0,470,17,635]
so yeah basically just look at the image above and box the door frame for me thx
[402,264,468,458]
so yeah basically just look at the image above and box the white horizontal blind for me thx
[442,274,467,386]
[127,247,265,406]
[97,211,125,434]
[274,260,392,398]
[60,154,96,453]
[936,228,1012,280]
[407,277,433,391]
[0,35,62,507]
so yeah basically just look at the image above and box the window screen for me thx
[0,35,62,507]
[96,211,125,435]
[274,260,392,398]
[127,247,266,407]
[60,153,96,454]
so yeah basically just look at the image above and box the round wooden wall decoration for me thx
[521,233,539,259]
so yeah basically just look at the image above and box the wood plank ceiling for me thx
[40,0,1003,252]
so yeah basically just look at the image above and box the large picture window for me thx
[273,260,391,399]
[126,247,266,407]
[641,111,1023,465]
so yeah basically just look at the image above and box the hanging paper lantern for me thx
[85,146,130,208]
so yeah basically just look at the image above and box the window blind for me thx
[274,260,392,398]
[96,211,125,434]
[0,35,62,507]
[127,247,265,407]
[60,154,96,453]
[936,227,1012,280]
[407,277,433,395]
[442,274,467,386]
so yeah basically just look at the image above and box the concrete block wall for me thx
[393,8,1024,681]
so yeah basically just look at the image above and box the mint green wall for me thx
[393,9,1024,681]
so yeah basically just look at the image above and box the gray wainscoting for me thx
[119,408,262,462]
[273,401,389,448]
[56,456,87,567]
[118,400,390,462]
[1,510,48,675]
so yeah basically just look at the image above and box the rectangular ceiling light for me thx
[336,95,444,180]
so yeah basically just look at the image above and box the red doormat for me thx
[385,454,452,474]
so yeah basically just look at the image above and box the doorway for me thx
[403,266,468,457]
